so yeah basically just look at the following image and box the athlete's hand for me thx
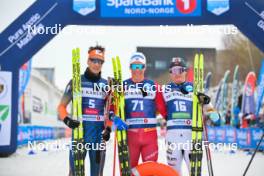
[112,116,128,130]
[63,116,80,129]
[102,126,111,141]
[197,92,210,104]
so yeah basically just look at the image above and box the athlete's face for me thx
[130,61,145,83]
[170,71,187,84]
[87,57,104,74]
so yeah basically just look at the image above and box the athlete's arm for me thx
[57,95,71,120]
[57,80,72,120]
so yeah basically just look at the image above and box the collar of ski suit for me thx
[84,67,101,82]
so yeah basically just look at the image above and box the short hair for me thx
[88,45,105,53]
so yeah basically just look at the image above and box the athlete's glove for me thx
[63,116,80,129]
[102,126,111,141]
[109,112,128,130]
[113,116,128,130]
[197,92,210,104]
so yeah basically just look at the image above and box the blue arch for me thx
[0,0,263,154]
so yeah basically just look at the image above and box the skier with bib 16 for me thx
[162,57,219,175]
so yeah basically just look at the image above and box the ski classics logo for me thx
[73,0,96,16]
[207,0,230,16]
[101,0,201,17]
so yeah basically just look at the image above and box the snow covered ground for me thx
[0,136,264,176]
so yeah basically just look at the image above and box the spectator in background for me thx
[225,110,231,125]
[258,114,264,128]
[232,106,241,128]
[241,112,256,128]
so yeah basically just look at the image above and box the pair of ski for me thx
[71,48,85,176]
[111,56,131,176]
[191,53,214,176]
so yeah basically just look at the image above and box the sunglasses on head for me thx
[89,58,104,65]
[130,64,145,70]
[169,66,186,74]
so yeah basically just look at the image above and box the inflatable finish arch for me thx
[0,0,263,154]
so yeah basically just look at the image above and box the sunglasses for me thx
[169,66,186,74]
[130,64,145,70]
[89,58,104,65]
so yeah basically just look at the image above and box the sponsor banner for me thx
[207,126,216,142]
[236,128,251,149]
[207,127,264,150]
[225,126,236,143]
[17,126,67,146]
[0,71,12,146]
[101,0,202,17]
[215,127,226,143]
[250,128,264,150]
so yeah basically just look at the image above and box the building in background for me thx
[20,68,64,127]
[137,47,216,84]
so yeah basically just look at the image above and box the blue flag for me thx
[256,60,264,117]
[231,65,240,119]
[204,72,212,93]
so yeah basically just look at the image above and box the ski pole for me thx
[113,130,117,176]
[243,131,264,176]
[202,115,214,176]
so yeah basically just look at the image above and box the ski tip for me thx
[72,49,75,56]
[76,48,80,59]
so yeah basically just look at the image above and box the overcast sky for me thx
[0,0,235,90]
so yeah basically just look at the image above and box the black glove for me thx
[63,116,80,129]
[197,92,210,104]
[102,126,111,141]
